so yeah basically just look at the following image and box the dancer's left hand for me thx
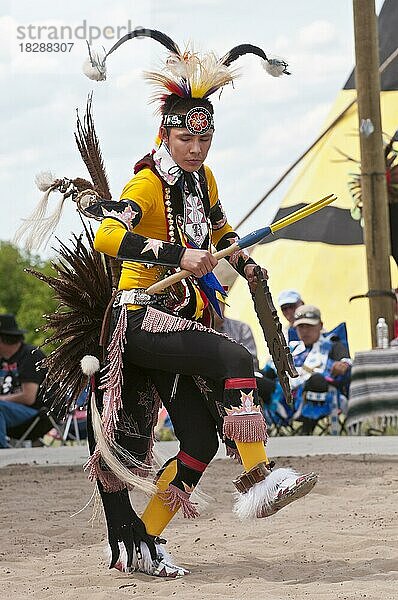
[244,264,268,292]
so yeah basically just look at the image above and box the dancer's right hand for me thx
[180,248,218,277]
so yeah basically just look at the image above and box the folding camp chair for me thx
[263,386,298,436]
[291,323,351,435]
[293,385,348,436]
[7,406,64,448]
[47,384,89,444]
[264,322,351,436]
[58,406,88,442]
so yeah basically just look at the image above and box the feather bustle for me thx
[27,223,112,418]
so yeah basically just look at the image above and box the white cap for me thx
[278,289,302,307]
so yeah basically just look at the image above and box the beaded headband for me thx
[162,107,214,135]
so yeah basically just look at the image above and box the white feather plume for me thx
[13,178,66,251]
[35,171,57,192]
[83,46,107,81]
[81,355,100,376]
[233,467,299,520]
[263,57,288,77]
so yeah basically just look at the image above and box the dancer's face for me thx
[161,127,213,172]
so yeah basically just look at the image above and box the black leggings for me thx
[123,310,254,465]
[91,309,258,560]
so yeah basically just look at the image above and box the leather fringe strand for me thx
[100,304,128,439]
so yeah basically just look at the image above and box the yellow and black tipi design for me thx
[229,0,398,358]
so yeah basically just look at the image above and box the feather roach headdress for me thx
[83,28,289,132]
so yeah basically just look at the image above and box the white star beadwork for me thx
[102,205,138,228]
[225,390,261,416]
[141,238,164,258]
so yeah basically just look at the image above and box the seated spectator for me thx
[265,304,351,434]
[278,289,304,343]
[0,314,46,448]
[290,305,351,434]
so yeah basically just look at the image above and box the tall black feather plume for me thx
[74,94,112,200]
[221,43,268,66]
[221,43,290,74]
[74,96,121,287]
[106,27,181,59]
[27,221,112,419]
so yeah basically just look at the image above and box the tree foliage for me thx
[0,241,58,350]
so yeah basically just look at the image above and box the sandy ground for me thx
[0,455,397,600]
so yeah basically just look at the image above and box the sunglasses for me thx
[295,312,320,320]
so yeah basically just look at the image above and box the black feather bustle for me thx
[27,223,112,419]
[106,27,181,60]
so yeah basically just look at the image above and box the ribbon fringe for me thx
[84,447,152,492]
[223,413,267,442]
[141,306,235,342]
[160,484,200,519]
[142,306,204,333]
[84,449,126,492]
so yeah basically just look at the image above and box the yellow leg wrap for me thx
[141,459,179,537]
[235,441,269,472]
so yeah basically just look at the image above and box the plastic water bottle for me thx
[376,317,389,349]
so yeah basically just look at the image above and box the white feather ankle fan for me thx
[233,467,299,520]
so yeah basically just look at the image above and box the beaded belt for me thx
[113,289,162,307]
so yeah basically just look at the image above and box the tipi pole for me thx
[353,0,394,346]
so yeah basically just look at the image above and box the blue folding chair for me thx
[265,323,350,436]
[293,323,350,435]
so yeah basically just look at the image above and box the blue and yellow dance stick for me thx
[146,193,336,295]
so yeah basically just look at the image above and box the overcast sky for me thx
[1,0,384,258]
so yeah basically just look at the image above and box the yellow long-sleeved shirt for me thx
[93,164,236,315]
